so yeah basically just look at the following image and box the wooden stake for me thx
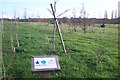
[52,22,56,51]
[50,4,66,53]
[41,72,49,78]
[16,34,19,47]
[11,35,15,52]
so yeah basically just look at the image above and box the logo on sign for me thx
[41,60,46,64]
[36,61,39,64]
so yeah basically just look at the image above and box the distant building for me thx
[118,1,120,18]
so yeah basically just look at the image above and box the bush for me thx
[15,47,24,52]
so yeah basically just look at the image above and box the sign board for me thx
[31,56,61,73]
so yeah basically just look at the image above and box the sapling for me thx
[14,8,20,47]
[70,8,77,32]
[47,0,68,53]
[80,3,87,33]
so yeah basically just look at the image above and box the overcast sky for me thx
[0,0,119,19]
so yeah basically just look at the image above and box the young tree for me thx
[71,8,77,32]
[111,10,114,19]
[80,3,87,33]
[48,0,68,53]
[91,18,95,33]
[14,8,19,47]
[104,10,108,24]
[50,3,67,53]
[99,10,107,33]
[114,9,117,25]
[23,8,28,22]
[24,8,27,19]
[114,9,117,19]
[104,10,108,19]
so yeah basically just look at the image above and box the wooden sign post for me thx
[31,56,61,78]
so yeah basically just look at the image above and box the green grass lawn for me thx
[2,22,118,78]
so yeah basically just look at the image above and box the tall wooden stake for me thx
[11,34,15,52]
[52,22,56,51]
[14,9,19,47]
[50,4,66,53]
[16,34,19,47]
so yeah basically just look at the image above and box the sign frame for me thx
[31,56,61,73]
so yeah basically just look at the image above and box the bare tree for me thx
[104,10,108,19]
[111,10,114,19]
[37,12,41,24]
[104,10,108,24]
[99,10,107,33]
[54,0,59,13]
[80,3,87,33]
[24,8,27,19]
[91,18,95,33]
[14,8,20,47]
[115,9,117,19]
[50,3,67,53]
[71,8,77,32]
[48,0,68,53]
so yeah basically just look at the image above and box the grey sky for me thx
[0,0,119,19]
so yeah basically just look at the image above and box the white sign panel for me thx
[34,57,57,69]
[31,56,61,72]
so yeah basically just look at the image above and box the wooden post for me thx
[41,72,49,78]
[11,35,15,52]
[52,0,57,51]
[52,22,56,51]
[50,4,66,53]
[14,12,20,47]
[16,34,19,47]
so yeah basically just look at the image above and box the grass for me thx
[2,22,118,78]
